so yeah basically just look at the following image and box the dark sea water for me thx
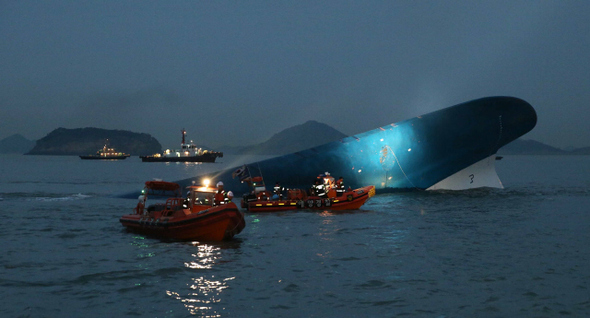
[1,154,589,318]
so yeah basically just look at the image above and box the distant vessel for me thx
[79,142,130,160]
[140,129,223,163]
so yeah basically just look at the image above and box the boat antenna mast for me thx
[181,128,186,145]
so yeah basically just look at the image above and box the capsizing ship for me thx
[121,96,537,198]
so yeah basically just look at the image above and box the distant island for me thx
[2,122,590,156]
[497,139,590,155]
[25,127,162,156]
[0,134,36,154]
[231,120,348,155]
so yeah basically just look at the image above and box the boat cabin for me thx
[188,186,217,211]
[186,186,219,213]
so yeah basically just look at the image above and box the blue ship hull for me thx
[144,96,537,196]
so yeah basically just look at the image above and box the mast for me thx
[181,128,186,145]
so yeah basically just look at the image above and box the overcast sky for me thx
[1,0,589,148]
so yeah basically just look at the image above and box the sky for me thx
[1,0,589,149]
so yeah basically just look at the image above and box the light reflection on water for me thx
[166,243,233,317]
[131,236,150,249]
[3,155,590,317]
[184,244,221,270]
[318,210,335,241]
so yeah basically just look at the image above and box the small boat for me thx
[120,180,245,241]
[242,185,375,212]
[140,129,223,163]
[239,173,375,212]
[80,142,130,160]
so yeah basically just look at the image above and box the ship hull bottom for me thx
[427,154,503,191]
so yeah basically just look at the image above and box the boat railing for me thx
[164,198,185,211]
[146,203,166,213]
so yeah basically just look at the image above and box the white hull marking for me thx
[427,154,503,191]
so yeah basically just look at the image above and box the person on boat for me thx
[214,181,234,205]
[182,190,191,209]
[324,172,335,189]
[310,178,319,196]
[273,182,284,200]
[314,177,326,197]
[136,190,147,215]
[336,176,345,196]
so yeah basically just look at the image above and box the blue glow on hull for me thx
[168,96,537,195]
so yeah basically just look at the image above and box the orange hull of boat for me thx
[244,185,375,212]
[120,203,245,241]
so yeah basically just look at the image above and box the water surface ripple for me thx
[1,155,589,317]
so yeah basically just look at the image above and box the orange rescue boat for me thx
[120,180,245,241]
[242,185,375,212]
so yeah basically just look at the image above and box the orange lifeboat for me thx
[243,185,375,213]
[120,181,245,241]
